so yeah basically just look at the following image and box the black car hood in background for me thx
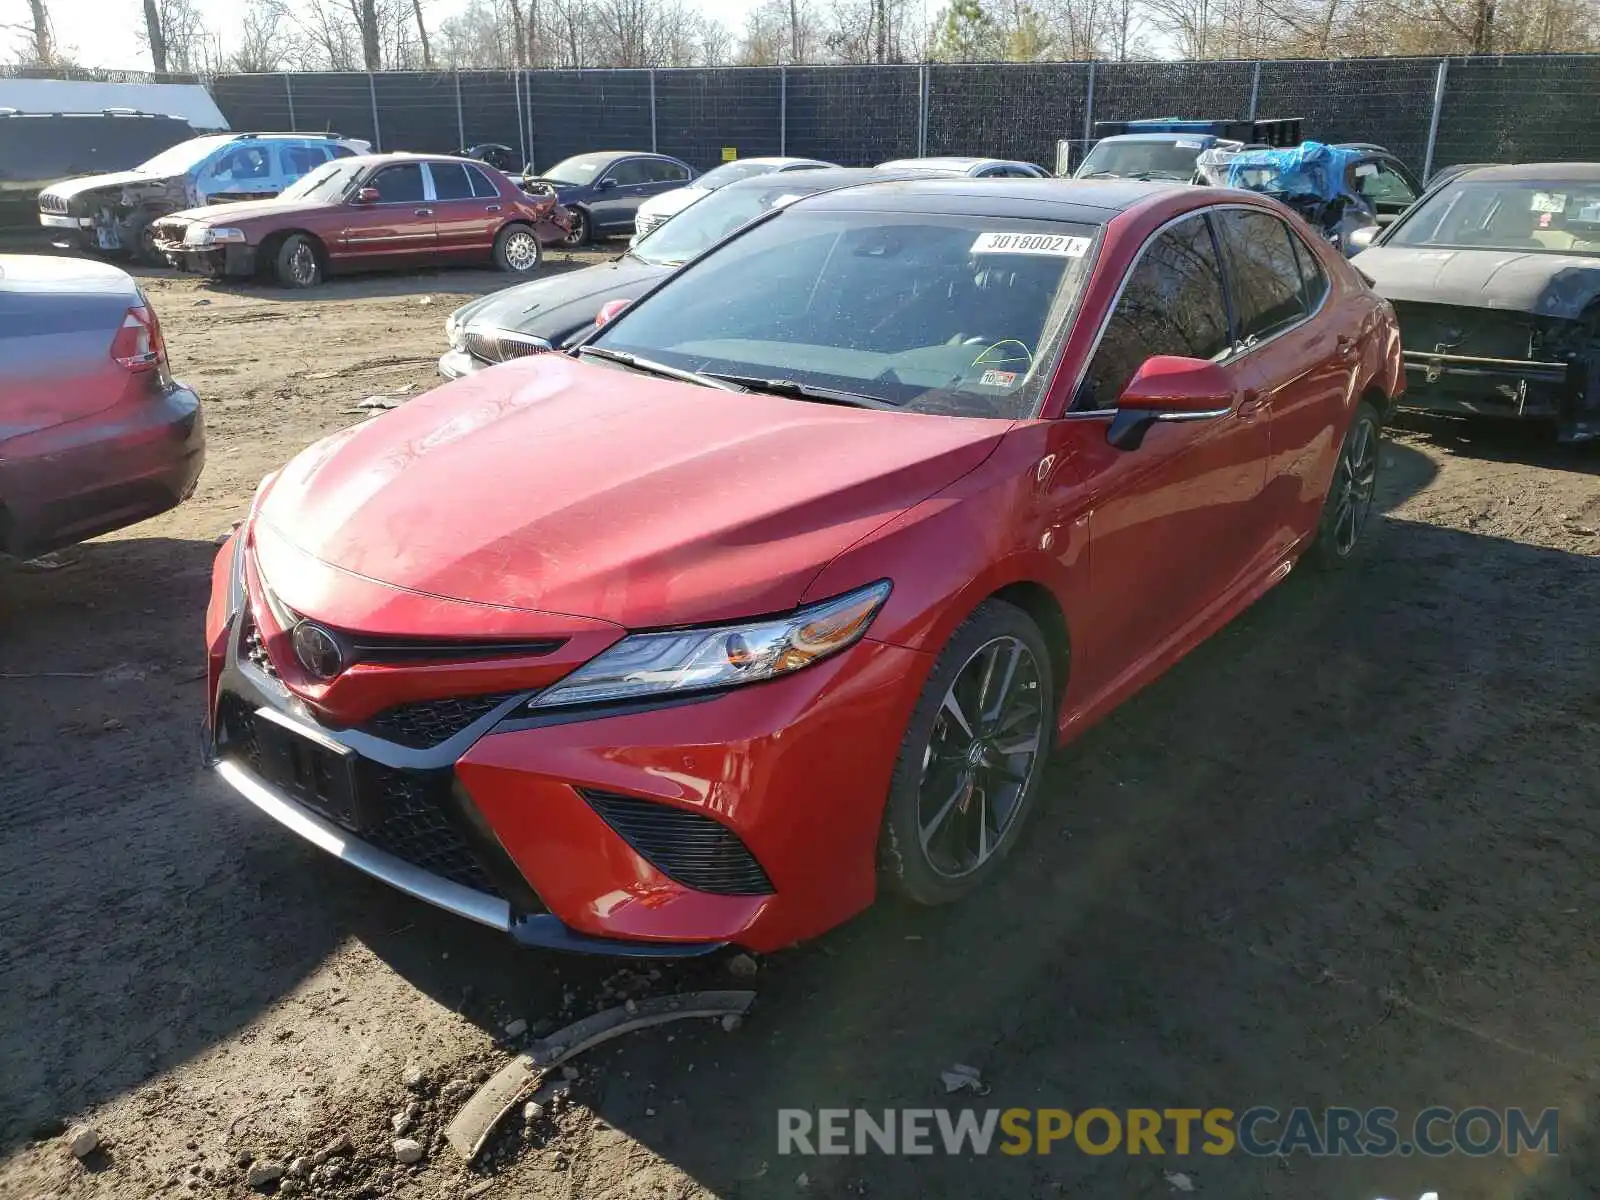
[1356,244,1600,319]
[455,253,670,346]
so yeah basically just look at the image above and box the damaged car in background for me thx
[1353,163,1600,442]
[1197,141,1391,256]
[36,131,370,264]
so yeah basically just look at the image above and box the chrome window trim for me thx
[1067,202,1332,415]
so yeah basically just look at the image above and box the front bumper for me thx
[1398,348,1598,442]
[204,560,932,954]
[157,241,256,278]
[39,213,100,251]
[438,348,486,380]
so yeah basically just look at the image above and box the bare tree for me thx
[230,0,297,69]
[7,0,56,63]
[411,0,432,63]
[142,0,167,70]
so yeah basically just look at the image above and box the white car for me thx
[876,156,1052,178]
[629,155,834,244]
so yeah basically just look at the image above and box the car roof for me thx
[339,152,485,166]
[879,156,1014,171]
[1446,162,1600,182]
[784,176,1187,223]
[1093,133,1216,144]
[570,149,685,162]
[717,166,955,193]
[711,156,826,167]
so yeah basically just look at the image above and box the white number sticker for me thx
[1355,163,1378,177]
[971,231,1091,257]
[1531,192,1567,213]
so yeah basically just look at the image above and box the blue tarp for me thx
[1211,140,1365,202]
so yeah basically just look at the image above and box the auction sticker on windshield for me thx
[972,232,1091,257]
[1531,192,1567,213]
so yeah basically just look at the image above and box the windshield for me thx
[538,154,612,186]
[135,134,234,176]
[279,159,365,202]
[696,161,802,190]
[594,209,1100,419]
[631,182,822,266]
[1387,179,1600,255]
[1076,139,1201,181]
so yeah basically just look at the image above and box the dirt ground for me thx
[1,257,1597,1200]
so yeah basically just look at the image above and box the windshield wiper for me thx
[700,374,890,409]
[575,345,745,391]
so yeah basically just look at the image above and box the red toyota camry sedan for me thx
[203,178,1402,956]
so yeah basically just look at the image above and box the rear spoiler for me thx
[1092,117,1304,147]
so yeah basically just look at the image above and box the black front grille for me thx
[583,791,774,896]
[362,692,521,749]
[216,692,507,900]
[363,764,504,898]
[242,619,279,680]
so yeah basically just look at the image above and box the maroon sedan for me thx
[0,254,203,558]
[152,153,571,288]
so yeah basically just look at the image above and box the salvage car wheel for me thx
[878,600,1054,906]
[1309,400,1381,567]
[494,224,542,274]
[562,209,590,247]
[274,235,322,289]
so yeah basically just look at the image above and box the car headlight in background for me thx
[529,581,892,709]
[186,226,247,246]
[445,311,466,351]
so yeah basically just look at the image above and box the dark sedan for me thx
[520,151,696,245]
[1354,162,1600,441]
[439,167,932,379]
[0,255,204,557]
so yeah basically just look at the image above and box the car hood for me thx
[637,187,706,218]
[159,197,324,226]
[257,354,1008,629]
[452,255,670,344]
[1355,244,1600,319]
[39,170,167,200]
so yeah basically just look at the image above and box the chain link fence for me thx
[209,53,1600,179]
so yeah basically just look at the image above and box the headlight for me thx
[188,226,247,246]
[529,581,892,710]
[446,312,465,351]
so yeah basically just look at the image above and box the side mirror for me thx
[1107,356,1233,451]
[595,177,616,192]
[594,298,631,326]
[1348,224,1380,251]
[354,187,381,204]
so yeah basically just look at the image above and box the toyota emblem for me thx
[291,621,345,679]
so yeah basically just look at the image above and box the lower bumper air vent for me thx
[581,790,774,896]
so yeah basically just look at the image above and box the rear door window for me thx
[371,163,425,203]
[464,164,500,198]
[647,159,690,183]
[1211,207,1308,347]
[280,144,331,177]
[429,162,474,200]
[1075,213,1231,411]
[606,159,653,187]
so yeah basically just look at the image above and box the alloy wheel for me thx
[563,212,587,246]
[288,242,317,286]
[504,230,540,271]
[916,635,1045,880]
[1331,415,1379,556]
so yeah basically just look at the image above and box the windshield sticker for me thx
[1531,192,1567,213]
[971,232,1090,257]
[979,369,1019,387]
[1175,139,1204,150]
[1354,163,1378,177]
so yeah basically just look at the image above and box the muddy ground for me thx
[1,257,1597,1200]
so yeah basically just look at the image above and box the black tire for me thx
[493,223,543,274]
[1308,400,1382,569]
[274,234,322,289]
[878,600,1056,906]
[562,208,590,248]
[125,214,162,266]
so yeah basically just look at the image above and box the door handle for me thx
[1336,334,1360,359]
[1237,390,1267,416]
[414,207,434,216]
[484,204,502,213]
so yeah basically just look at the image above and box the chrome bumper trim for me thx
[214,758,513,932]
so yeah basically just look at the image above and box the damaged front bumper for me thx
[1400,350,1599,441]
[155,239,256,278]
